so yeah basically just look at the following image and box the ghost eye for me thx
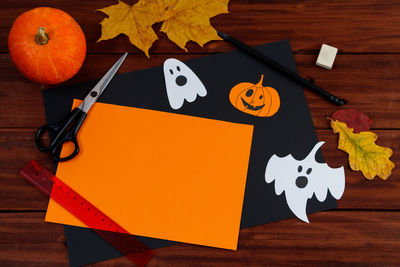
[169,69,173,75]
[259,95,263,99]
[177,66,180,71]
[246,89,254,97]
[298,165,302,172]
[306,168,312,174]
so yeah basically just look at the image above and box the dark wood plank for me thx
[295,53,400,129]
[1,129,398,210]
[0,129,51,210]
[1,53,399,129]
[0,213,68,267]
[1,211,399,266]
[1,0,400,54]
[152,211,400,266]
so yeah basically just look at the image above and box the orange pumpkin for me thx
[8,7,86,85]
[229,74,280,117]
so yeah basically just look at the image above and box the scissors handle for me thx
[35,124,60,152]
[35,108,87,162]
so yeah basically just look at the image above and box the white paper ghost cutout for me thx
[163,58,207,110]
[265,141,345,223]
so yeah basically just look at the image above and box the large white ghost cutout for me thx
[265,141,345,223]
[163,58,207,110]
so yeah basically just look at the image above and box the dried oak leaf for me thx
[97,0,229,57]
[330,119,394,180]
[331,109,372,133]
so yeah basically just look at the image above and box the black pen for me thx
[217,31,347,106]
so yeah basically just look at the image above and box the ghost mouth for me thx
[295,176,308,188]
[241,98,265,111]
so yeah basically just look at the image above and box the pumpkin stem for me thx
[256,74,264,87]
[35,27,49,45]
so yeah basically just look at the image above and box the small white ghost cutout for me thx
[265,141,345,223]
[163,58,207,110]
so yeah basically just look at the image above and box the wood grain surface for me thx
[0,0,399,266]
[1,212,399,266]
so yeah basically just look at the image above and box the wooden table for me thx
[1,0,399,266]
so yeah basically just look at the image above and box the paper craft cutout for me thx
[163,58,207,109]
[229,74,280,117]
[45,100,253,250]
[265,142,345,223]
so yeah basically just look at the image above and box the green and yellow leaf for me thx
[330,119,394,180]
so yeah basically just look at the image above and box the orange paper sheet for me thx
[45,100,253,250]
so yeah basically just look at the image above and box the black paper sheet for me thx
[42,40,337,266]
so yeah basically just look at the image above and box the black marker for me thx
[217,31,347,106]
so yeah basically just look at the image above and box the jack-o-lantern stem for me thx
[35,27,49,45]
[255,74,264,87]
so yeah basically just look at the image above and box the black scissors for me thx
[35,53,128,162]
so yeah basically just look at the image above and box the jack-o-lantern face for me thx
[229,74,280,117]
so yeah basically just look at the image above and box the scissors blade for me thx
[78,52,128,113]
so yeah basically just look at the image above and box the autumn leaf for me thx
[97,0,229,57]
[330,119,394,180]
[331,109,373,133]
[97,0,162,57]
[159,0,229,51]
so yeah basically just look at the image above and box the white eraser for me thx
[316,44,338,69]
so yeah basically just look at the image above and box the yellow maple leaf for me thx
[97,0,229,57]
[330,119,395,180]
[97,0,164,57]
[159,0,229,51]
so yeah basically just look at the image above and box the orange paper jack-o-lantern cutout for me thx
[229,74,280,117]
